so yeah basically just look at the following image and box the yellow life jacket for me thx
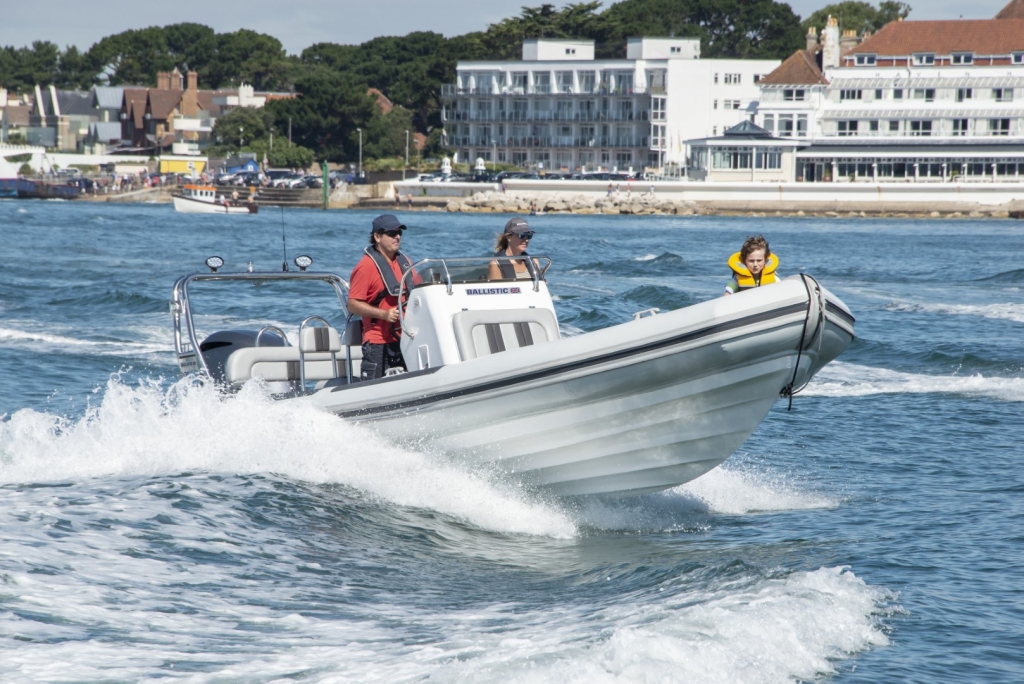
[728,252,779,289]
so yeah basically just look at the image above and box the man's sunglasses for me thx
[512,231,535,240]
[381,229,403,238]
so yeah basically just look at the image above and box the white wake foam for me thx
[575,465,837,532]
[0,377,575,538]
[396,566,893,683]
[805,361,1024,402]
[886,300,1024,324]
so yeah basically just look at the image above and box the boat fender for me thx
[493,249,537,280]
[728,252,779,289]
[364,246,414,306]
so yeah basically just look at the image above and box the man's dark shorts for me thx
[360,341,405,381]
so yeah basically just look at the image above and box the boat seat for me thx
[452,308,559,361]
[224,344,362,386]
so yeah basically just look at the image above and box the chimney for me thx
[822,15,840,69]
[171,67,183,90]
[181,71,199,116]
[840,29,859,57]
[157,71,171,90]
[806,26,818,51]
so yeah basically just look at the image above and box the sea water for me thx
[1,201,1022,682]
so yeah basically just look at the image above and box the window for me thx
[565,48,576,55]
[855,54,877,66]
[763,114,775,133]
[783,89,806,101]
[652,97,666,121]
[778,115,794,137]
[533,72,550,94]
[797,116,808,136]
[952,119,969,136]
[994,88,1014,102]
[713,99,718,110]
[875,89,883,100]
[714,73,719,84]
[1014,53,1024,64]
[556,71,573,93]
[841,89,863,101]
[725,100,742,110]
[990,118,1011,136]
[724,73,741,84]
[755,150,782,169]
[956,88,973,102]
[475,72,493,94]
[888,120,899,133]
[712,147,752,169]
[913,88,935,102]
[578,71,596,93]
[712,126,717,136]
[670,46,681,54]
[754,74,765,83]
[951,53,973,65]
[838,120,859,137]
[912,53,935,65]
[910,120,932,136]
[511,72,528,93]
[869,120,879,132]
[893,89,903,100]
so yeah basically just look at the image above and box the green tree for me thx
[266,65,376,162]
[208,29,290,90]
[212,105,275,150]
[801,1,911,35]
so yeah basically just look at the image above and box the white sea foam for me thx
[574,466,837,532]
[634,253,658,261]
[805,361,1024,402]
[0,324,172,358]
[0,377,574,538]
[886,299,1024,324]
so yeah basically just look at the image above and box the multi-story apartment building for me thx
[441,38,778,172]
[756,2,1024,183]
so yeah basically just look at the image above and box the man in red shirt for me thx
[348,214,416,381]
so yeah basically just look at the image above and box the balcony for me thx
[442,110,647,123]
[441,83,652,98]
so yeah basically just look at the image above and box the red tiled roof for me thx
[759,47,827,86]
[123,88,147,129]
[148,89,183,120]
[996,0,1024,19]
[849,19,1024,56]
[367,87,393,114]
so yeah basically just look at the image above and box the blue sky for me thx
[0,0,1013,55]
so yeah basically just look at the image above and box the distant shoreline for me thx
[34,184,1024,219]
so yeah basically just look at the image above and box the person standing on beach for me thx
[724,235,780,295]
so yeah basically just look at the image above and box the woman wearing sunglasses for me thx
[488,217,539,281]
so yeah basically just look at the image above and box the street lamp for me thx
[356,128,363,176]
[404,129,410,180]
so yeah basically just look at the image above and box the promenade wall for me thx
[391,179,1024,217]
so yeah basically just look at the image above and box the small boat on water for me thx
[170,255,854,497]
[172,184,258,214]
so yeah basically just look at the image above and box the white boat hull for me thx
[309,277,854,496]
[173,194,257,214]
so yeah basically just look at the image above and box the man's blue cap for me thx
[372,214,406,232]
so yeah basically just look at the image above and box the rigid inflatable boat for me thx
[171,255,855,497]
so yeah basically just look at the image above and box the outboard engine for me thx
[199,329,286,384]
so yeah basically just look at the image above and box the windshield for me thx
[404,256,552,290]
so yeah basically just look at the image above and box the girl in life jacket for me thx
[724,235,780,295]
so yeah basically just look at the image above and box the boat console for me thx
[171,254,554,392]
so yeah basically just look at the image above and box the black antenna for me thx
[280,206,289,272]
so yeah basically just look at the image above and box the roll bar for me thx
[170,270,349,377]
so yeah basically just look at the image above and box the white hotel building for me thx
[750,2,1024,183]
[441,38,779,172]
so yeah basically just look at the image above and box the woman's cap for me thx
[503,217,533,233]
